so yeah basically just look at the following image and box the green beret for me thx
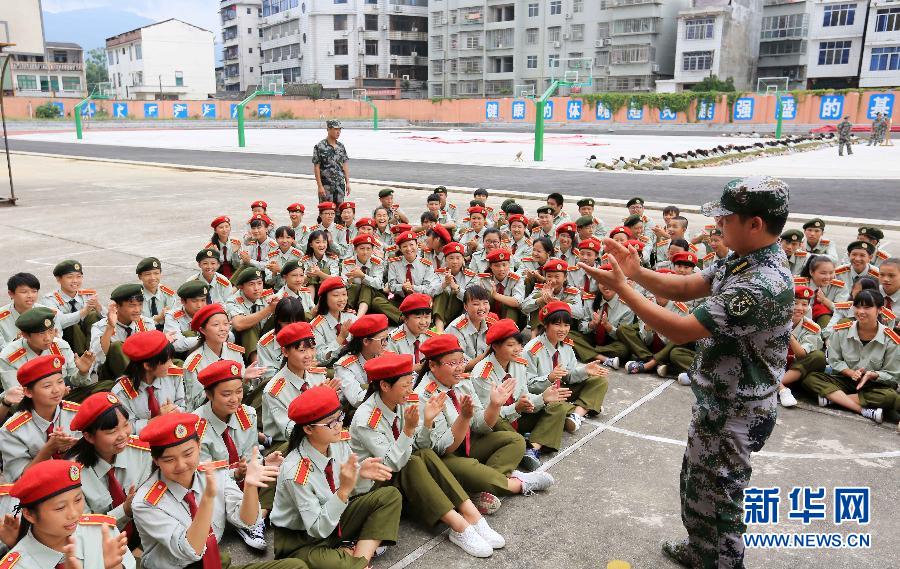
[536,205,554,215]
[434,186,447,194]
[16,307,56,334]
[623,214,643,227]
[847,240,876,256]
[53,260,83,277]
[136,257,161,275]
[110,283,144,303]
[177,280,209,300]
[626,197,644,208]
[858,226,884,241]
[708,228,723,237]
[234,268,264,286]
[577,198,595,208]
[281,259,302,276]
[802,218,824,230]
[378,188,394,198]
[780,229,803,242]
[196,249,219,263]
[575,215,594,228]
[500,198,516,211]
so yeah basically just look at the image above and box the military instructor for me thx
[313,119,351,205]
[581,176,793,569]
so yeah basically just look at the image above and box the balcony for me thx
[387,31,428,41]
[608,0,660,6]
[390,55,427,66]
[12,61,83,72]
[130,84,191,95]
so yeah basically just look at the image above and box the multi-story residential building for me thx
[8,41,87,98]
[106,19,216,100]
[806,0,868,87]
[258,0,427,98]
[860,0,900,86]
[757,0,812,90]
[221,0,263,92]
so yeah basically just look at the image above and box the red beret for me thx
[420,334,462,359]
[355,217,376,229]
[364,352,414,383]
[399,293,432,313]
[671,252,698,266]
[140,412,201,449]
[276,321,314,347]
[338,201,355,211]
[11,459,82,506]
[352,234,378,248]
[626,239,645,252]
[539,300,571,323]
[599,264,613,271]
[248,213,273,225]
[486,318,520,345]
[191,303,227,332]
[122,330,169,362]
[18,354,65,387]
[795,285,814,300]
[318,201,337,211]
[487,249,512,264]
[656,268,675,274]
[348,314,389,338]
[432,224,452,245]
[467,206,486,216]
[556,222,577,235]
[251,200,268,209]
[70,392,123,432]
[287,203,305,213]
[442,242,465,257]
[609,226,633,239]
[288,385,341,425]
[578,238,602,252]
[210,215,231,229]
[508,214,528,226]
[318,276,345,296]
[542,258,568,273]
[391,224,413,236]
[395,231,417,246]
[198,359,243,389]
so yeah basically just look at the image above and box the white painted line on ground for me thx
[386,380,675,569]
[11,151,899,229]
[581,421,900,460]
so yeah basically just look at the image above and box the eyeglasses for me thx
[309,413,345,430]
[367,336,389,345]
[440,359,466,369]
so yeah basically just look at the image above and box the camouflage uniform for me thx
[837,117,853,155]
[312,130,349,204]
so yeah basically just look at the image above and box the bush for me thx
[35,103,62,119]
[275,109,295,119]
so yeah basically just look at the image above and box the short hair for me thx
[249,219,267,229]
[671,216,689,230]
[662,205,680,216]
[420,211,437,223]
[543,309,573,326]
[305,229,330,256]
[427,193,441,203]
[274,225,295,239]
[273,296,306,333]
[532,236,554,255]
[737,212,788,237]
[474,188,489,198]
[854,277,879,295]
[547,192,564,205]
[482,227,501,241]
[853,289,884,309]
[7,272,40,293]
[670,239,690,251]
[506,203,525,216]
[464,285,491,303]
[881,257,900,271]
[373,206,389,218]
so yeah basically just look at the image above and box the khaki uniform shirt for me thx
[164,308,200,354]
[311,312,356,365]
[470,353,544,424]
[141,285,178,325]
[446,314,490,362]
[0,302,61,348]
[182,342,247,410]
[349,392,417,493]
[42,289,106,331]
[192,272,235,305]
[0,402,81,480]
[79,437,152,530]
[262,366,328,442]
[8,523,135,569]
[412,373,491,455]
[522,333,591,394]
[196,402,259,466]
[385,326,435,362]
[333,352,371,408]
[89,316,156,367]
[0,337,91,393]
[111,371,187,433]
[827,321,900,385]
[386,256,440,296]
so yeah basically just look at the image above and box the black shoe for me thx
[661,539,695,568]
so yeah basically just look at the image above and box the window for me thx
[613,18,658,34]
[573,0,583,13]
[548,54,560,68]
[822,3,855,27]
[334,39,348,55]
[611,45,652,64]
[107,51,113,65]
[39,76,60,92]
[548,27,561,42]
[16,75,37,90]
[465,33,481,49]
[870,46,900,71]
[761,13,807,39]
[247,7,252,13]
[489,56,514,73]
[366,39,379,55]
[526,28,538,44]
[817,40,851,65]
[249,47,253,53]
[365,14,379,30]
[759,39,805,56]
[52,50,67,63]
[175,71,184,86]
[250,66,254,72]
[876,7,900,32]
[335,65,349,80]
[684,17,714,40]
[334,14,348,30]
[334,0,347,3]
[248,27,253,34]
[682,50,713,71]
[527,55,538,68]
[570,24,584,41]
[135,43,142,60]
[550,1,562,16]
[528,3,538,17]
[62,76,81,91]
[365,64,378,78]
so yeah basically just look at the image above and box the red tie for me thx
[413,339,421,363]
[335,322,342,339]
[551,349,560,389]
[146,385,161,418]
[511,242,518,254]
[391,416,400,440]
[583,274,591,293]
[346,228,350,243]
[494,282,505,315]
[887,296,893,310]
[107,468,135,539]
[323,459,342,537]
[405,263,414,285]
[502,373,518,430]
[183,490,222,569]
[594,305,609,346]
[435,254,441,269]
[446,389,471,456]
[256,245,263,262]
[222,426,239,466]
[301,382,309,393]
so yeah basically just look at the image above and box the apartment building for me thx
[757,0,812,90]
[221,0,263,92]
[258,0,427,98]
[860,0,900,86]
[805,0,868,87]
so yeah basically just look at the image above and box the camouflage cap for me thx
[53,260,83,277]
[779,229,803,243]
[701,176,790,218]
[177,280,209,300]
[136,257,161,275]
[16,307,56,334]
[110,283,144,303]
[858,226,884,241]
[326,119,342,129]
[575,215,595,228]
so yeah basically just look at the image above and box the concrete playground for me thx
[0,154,898,569]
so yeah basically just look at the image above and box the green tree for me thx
[85,47,109,94]
[690,75,735,92]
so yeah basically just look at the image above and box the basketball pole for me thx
[534,80,561,162]
[775,95,784,140]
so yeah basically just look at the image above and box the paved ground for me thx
[2,155,898,569]
[7,138,900,221]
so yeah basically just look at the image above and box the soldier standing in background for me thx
[313,119,351,205]
[837,115,853,156]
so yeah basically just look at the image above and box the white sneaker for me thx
[779,388,798,408]
[861,408,883,424]
[565,413,583,433]
[677,372,691,386]
[656,364,669,378]
[374,545,387,557]
[818,396,831,408]
[449,526,493,558]
[602,356,620,369]
[236,519,267,551]
[473,518,505,549]
[512,469,555,496]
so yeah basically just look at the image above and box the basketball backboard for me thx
[259,74,285,95]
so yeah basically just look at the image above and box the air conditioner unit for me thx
[565,13,573,20]
[553,41,561,48]
[411,51,418,57]
[393,5,401,12]
[327,50,333,56]
[388,72,394,78]
[382,25,388,30]
[563,34,570,40]
[359,49,366,55]
[402,74,410,80]
[651,63,659,72]
[603,38,612,46]
[594,40,604,48]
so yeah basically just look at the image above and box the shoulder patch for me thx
[117,377,138,399]
[227,341,245,354]
[833,301,853,310]
[674,302,690,313]
[563,337,575,346]
[172,310,185,319]
[478,272,491,279]
[367,407,382,429]
[216,275,232,287]
[834,265,850,275]
[453,317,469,330]
[310,315,325,328]
[881,307,896,321]
[135,319,148,333]
[419,258,433,267]
[886,328,900,345]
[294,457,312,485]
[61,401,80,412]
[581,292,596,301]
[5,347,26,364]
[513,357,528,366]
[236,406,253,430]
[702,252,715,262]
[802,320,821,333]
[480,361,494,379]
[159,285,175,296]
[79,514,117,526]
[528,341,543,355]
[508,272,521,281]
[260,330,275,346]
[0,310,9,321]
[198,460,229,471]
[308,366,327,374]
[0,552,20,569]
[425,381,439,394]
[337,354,358,368]
[0,484,11,497]
[391,328,407,341]
[371,256,383,265]
[868,267,880,277]
[877,250,889,260]
[564,286,579,295]
[793,277,809,285]
[463,268,476,277]
[49,342,63,357]
[54,292,65,305]
[269,377,287,397]
[423,330,436,337]
[167,366,183,377]
[127,435,150,451]
[343,258,356,266]
[795,251,808,257]
[830,279,846,288]
[656,239,671,248]
[389,256,401,263]
[196,418,208,439]
[833,321,853,331]
[186,353,203,372]
[4,411,32,432]
[267,250,280,259]
[144,480,167,506]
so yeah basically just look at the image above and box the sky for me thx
[42,0,221,33]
